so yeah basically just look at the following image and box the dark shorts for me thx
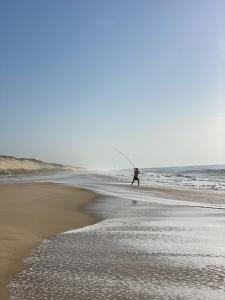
[133,176,139,181]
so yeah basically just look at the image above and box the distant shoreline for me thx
[0,155,79,177]
[0,182,99,300]
[0,167,72,177]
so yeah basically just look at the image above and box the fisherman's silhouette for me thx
[131,168,140,186]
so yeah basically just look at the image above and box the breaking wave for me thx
[105,165,225,192]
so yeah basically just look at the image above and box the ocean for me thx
[104,165,225,192]
[1,165,224,193]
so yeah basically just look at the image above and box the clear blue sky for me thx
[1,0,225,169]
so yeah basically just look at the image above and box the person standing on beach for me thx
[131,168,140,186]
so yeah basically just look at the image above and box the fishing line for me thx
[112,148,135,168]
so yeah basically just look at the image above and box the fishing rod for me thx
[113,148,136,168]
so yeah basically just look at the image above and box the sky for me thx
[0,0,225,169]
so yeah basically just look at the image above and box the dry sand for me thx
[0,182,98,300]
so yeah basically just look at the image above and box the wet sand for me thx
[0,182,98,300]
[4,173,225,299]
[9,196,225,299]
[49,172,225,208]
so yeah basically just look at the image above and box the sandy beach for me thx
[0,182,98,300]
[6,173,225,299]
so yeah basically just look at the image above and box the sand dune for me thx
[0,155,76,175]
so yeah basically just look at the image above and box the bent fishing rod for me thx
[112,148,136,168]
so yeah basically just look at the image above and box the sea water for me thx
[1,165,224,192]
[104,165,225,192]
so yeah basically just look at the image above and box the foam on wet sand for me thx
[9,197,225,300]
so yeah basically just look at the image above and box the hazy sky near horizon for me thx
[1,0,225,169]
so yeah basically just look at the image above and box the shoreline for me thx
[9,193,225,299]
[0,182,99,300]
[114,182,225,207]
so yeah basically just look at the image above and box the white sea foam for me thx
[103,165,225,192]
